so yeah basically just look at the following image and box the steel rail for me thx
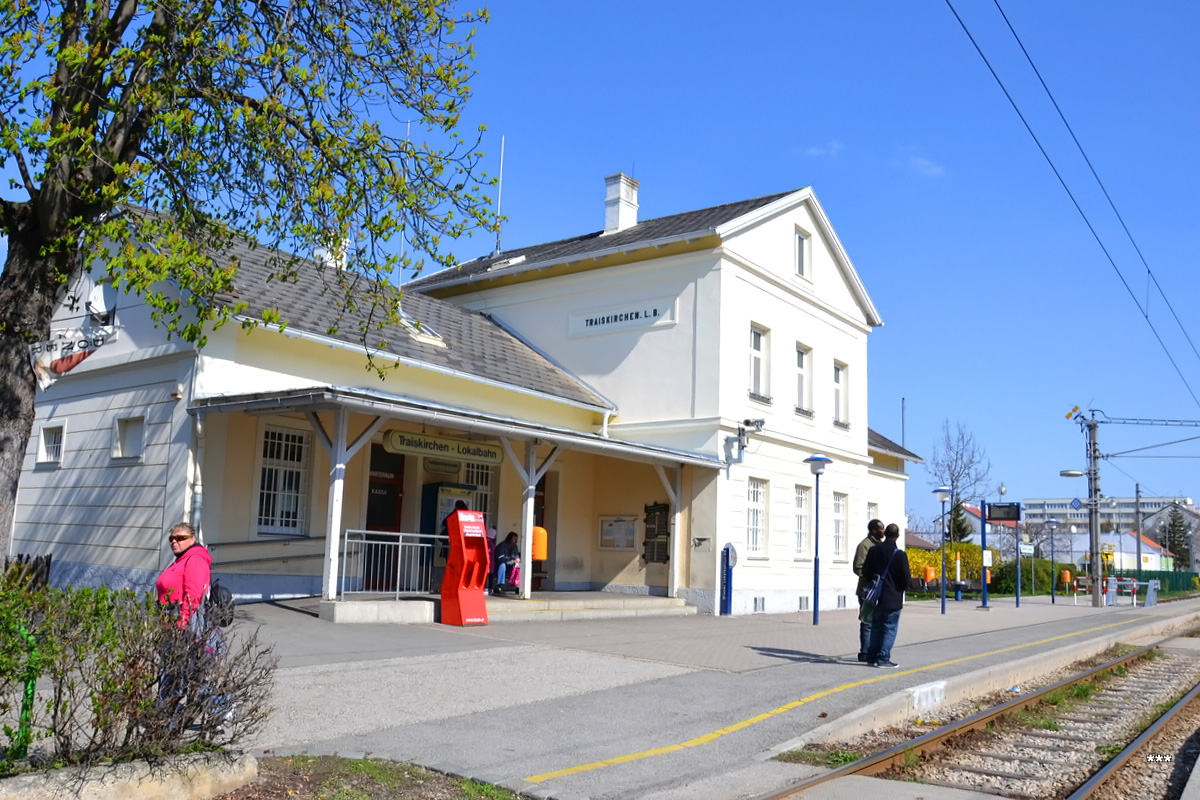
[761,644,1157,800]
[1065,677,1200,799]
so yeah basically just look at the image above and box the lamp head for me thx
[743,418,766,432]
[803,453,831,475]
[933,486,952,504]
[1059,469,1085,478]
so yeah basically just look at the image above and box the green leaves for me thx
[2,0,495,353]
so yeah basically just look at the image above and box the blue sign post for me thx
[720,544,737,615]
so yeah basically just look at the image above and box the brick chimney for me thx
[603,173,639,234]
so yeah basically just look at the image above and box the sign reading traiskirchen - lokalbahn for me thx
[383,430,504,466]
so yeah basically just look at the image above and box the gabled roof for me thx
[208,235,614,411]
[867,429,923,463]
[405,185,883,327]
[905,533,939,551]
[405,189,794,292]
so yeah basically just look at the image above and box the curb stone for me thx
[758,610,1200,760]
[0,751,256,800]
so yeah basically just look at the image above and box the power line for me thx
[990,0,1200,372]
[943,0,1200,410]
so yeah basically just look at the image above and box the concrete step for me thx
[319,591,696,625]
[486,595,696,624]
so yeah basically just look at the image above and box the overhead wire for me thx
[943,0,1200,410]
[990,0,1200,370]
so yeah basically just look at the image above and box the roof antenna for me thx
[492,135,505,256]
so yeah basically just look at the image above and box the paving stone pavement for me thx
[238,593,1200,799]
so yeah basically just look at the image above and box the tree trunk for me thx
[0,204,64,558]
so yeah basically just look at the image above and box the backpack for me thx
[859,549,898,621]
[206,579,236,627]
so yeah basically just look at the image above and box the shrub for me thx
[0,576,276,775]
[906,543,999,584]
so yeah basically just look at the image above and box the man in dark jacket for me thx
[852,519,885,662]
[861,523,911,669]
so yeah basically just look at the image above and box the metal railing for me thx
[339,530,448,599]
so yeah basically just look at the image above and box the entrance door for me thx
[367,444,404,531]
[365,445,405,590]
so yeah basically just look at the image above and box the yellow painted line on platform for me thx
[524,614,1161,783]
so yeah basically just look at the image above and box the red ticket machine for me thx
[440,510,490,626]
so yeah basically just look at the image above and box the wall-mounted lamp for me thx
[725,419,767,464]
[692,537,709,548]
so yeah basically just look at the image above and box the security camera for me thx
[743,418,765,432]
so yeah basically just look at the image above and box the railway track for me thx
[768,640,1200,799]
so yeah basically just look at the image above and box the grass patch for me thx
[1012,709,1059,730]
[219,755,522,800]
[775,748,862,767]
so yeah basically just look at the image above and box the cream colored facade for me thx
[15,250,725,607]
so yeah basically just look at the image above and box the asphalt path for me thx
[237,594,1200,800]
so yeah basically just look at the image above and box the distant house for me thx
[933,504,1019,552]
[904,533,938,552]
[1052,531,1169,573]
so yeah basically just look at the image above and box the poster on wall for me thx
[598,516,637,550]
[29,278,120,390]
[29,325,120,390]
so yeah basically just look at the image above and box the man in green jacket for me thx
[853,519,885,662]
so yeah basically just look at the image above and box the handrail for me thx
[340,530,449,598]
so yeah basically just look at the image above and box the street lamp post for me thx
[804,454,832,626]
[1061,468,1102,607]
[935,486,952,615]
[982,482,1002,611]
[1047,518,1058,604]
[1108,497,1121,573]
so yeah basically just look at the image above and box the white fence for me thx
[339,530,448,598]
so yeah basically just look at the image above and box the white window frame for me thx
[747,478,768,557]
[794,227,811,278]
[37,420,66,465]
[749,325,769,401]
[833,362,848,426]
[463,461,498,530]
[794,484,810,558]
[255,421,312,537]
[111,411,147,460]
[833,492,847,558]
[867,502,878,522]
[795,344,812,416]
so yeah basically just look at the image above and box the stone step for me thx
[319,592,696,625]
[486,597,696,624]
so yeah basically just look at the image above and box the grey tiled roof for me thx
[867,429,923,463]
[209,237,613,410]
[406,189,797,291]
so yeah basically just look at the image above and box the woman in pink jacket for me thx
[156,522,211,627]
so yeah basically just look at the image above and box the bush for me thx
[906,543,999,584]
[0,574,276,775]
[990,558,1069,594]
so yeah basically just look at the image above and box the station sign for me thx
[1018,543,1035,556]
[383,430,504,466]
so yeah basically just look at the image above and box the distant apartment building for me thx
[1022,496,1194,533]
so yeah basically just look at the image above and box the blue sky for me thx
[438,0,1200,523]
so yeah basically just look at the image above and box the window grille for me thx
[258,426,310,535]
